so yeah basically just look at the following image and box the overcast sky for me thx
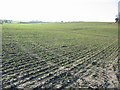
[0,0,119,22]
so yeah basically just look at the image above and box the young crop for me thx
[2,22,119,89]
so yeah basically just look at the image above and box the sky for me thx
[0,0,119,22]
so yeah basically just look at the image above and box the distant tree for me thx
[115,18,119,23]
[0,20,3,24]
[4,20,7,23]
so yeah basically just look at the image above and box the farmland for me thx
[2,22,119,89]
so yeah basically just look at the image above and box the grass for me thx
[2,22,119,89]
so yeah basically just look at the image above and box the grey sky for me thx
[0,0,119,22]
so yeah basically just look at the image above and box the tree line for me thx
[0,20,12,24]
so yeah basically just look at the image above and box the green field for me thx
[2,22,119,89]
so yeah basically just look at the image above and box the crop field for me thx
[2,22,119,89]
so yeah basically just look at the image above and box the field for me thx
[2,22,119,89]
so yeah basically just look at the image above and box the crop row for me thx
[32,41,118,89]
[2,44,99,88]
[2,38,118,89]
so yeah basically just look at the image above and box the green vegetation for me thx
[2,22,119,89]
